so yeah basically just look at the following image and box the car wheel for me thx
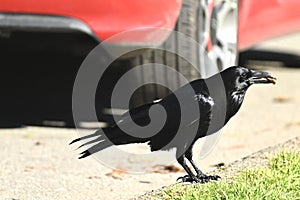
[130,0,239,107]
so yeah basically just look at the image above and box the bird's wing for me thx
[113,101,158,128]
[114,78,214,129]
[158,80,214,128]
[185,92,214,128]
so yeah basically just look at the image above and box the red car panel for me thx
[239,0,300,50]
[0,0,182,43]
[1,0,300,49]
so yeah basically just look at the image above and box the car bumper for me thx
[0,0,182,45]
[0,13,97,38]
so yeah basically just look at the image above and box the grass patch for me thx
[148,151,300,200]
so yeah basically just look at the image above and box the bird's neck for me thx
[225,90,246,122]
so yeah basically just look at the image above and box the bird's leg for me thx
[185,147,203,175]
[185,148,221,183]
[176,155,200,183]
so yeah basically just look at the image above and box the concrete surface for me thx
[1,65,300,200]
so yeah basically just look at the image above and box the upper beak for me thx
[249,70,277,84]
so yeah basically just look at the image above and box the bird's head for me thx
[220,66,277,94]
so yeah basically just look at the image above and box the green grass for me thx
[149,151,300,200]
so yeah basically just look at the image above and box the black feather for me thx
[69,132,99,145]
[76,136,102,149]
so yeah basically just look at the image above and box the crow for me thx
[70,66,276,183]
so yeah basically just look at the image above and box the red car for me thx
[1,0,300,102]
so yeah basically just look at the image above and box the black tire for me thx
[130,0,238,108]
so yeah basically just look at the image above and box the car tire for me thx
[130,0,239,108]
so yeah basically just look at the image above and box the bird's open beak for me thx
[249,70,277,84]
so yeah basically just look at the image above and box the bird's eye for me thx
[241,72,247,78]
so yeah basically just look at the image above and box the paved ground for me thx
[1,65,300,200]
[0,31,300,199]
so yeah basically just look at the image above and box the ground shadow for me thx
[0,31,139,128]
[0,31,96,128]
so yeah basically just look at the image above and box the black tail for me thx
[70,102,159,158]
[70,129,112,159]
[70,126,149,159]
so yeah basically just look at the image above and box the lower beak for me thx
[250,70,277,84]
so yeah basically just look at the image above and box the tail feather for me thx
[78,150,91,159]
[69,132,99,145]
[70,129,115,159]
[76,136,103,149]
[78,140,111,159]
[71,118,151,159]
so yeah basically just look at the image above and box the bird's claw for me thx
[177,174,221,183]
[197,174,221,183]
[176,175,199,183]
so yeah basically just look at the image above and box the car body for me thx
[239,0,300,50]
[1,0,300,50]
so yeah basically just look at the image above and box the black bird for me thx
[70,66,276,183]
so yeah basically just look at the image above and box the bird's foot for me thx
[196,173,221,183]
[176,175,199,183]
[177,174,221,183]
